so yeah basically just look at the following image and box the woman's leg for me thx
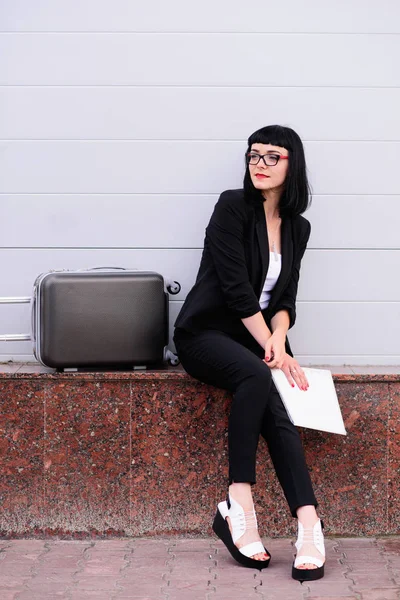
[259,375,324,571]
[174,328,274,561]
[260,385,317,516]
[174,329,274,484]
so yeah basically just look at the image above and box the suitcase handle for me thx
[77,266,131,271]
[0,297,31,304]
[0,297,31,342]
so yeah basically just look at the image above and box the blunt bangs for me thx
[247,125,295,153]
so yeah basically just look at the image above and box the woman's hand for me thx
[263,331,286,369]
[265,352,309,391]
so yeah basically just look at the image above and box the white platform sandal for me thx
[292,519,325,581]
[212,494,270,570]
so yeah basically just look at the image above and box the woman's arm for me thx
[241,309,290,351]
[241,312,272,349]
[206,191,261,318]
[270,309,290,338]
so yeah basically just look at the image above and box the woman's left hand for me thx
[264,331,286,368]
[266,352,309,391]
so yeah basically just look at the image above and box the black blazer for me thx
[174,189,311,357]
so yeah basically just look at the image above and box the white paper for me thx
[271,367,347,435]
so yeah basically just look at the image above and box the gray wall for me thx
[0,0,399,365]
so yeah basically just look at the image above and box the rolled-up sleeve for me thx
[205,192,261,318]
[271,220,311,329]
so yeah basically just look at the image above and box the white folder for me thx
[271,367,347,435]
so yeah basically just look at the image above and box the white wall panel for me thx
[2,87,400,141]
[0,249,399,303]
[292,302,400,356]
[1,34,399,86]
[0,195,216,247]
[1,142,399,195]
[305,196,400,249]
[1,301,399,365]
[1,195,399,249]
[299,251,400,301]
[1,1,399,33]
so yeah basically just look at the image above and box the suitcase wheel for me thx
[167,281,181,295]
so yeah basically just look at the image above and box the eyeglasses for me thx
[246,152,289,167]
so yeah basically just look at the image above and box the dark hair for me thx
[243,125,311,217]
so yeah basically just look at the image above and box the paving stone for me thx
[388,557,400,568]
[121,577,169,591]
[0,591,20,600]
[17,593,68,600]
[80,559,126,576]
[257,590,307,600]
[70,594,112,600]
[210,593,261,599]
[377,539,400,554]
[167,593,209,600]
[351,570,396,589]
[116,596,164,600]
[118,583,164,595]
[168,551,215,568]
[131,539,172,554]
[343,550,387,563]
[124,555,167,567]
[169,568,214,580]
[21,585,71,596]
[71,576,120,591]
[308,597,358,600]
[338,539,378,548]
[390,568,400,584]
[172,539,214,552]
[165,580,211,591]
[308,581,357,596]
[358,589,400,600]
[213,570,261,583]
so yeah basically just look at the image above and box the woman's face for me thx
[248,143,289,194]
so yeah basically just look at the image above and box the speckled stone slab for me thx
[44,380,131,537]
[0,365,399,538]
[0,379,46,536]
[388,382,400,533]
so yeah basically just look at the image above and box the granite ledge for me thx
[0,363,399,382]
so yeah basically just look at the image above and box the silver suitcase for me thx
[0,267,180,370]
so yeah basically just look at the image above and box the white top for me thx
[259,252,282,310]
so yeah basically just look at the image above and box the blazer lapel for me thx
[255,204,270,297]
[268,216,293,308]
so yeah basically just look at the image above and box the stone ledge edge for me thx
[0,371,399,383]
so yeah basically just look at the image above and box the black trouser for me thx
[173,327,317,518]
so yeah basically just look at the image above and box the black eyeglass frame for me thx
[246,152,289,167]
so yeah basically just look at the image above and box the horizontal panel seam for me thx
[0,247,399,251]
[1,85,400,90]
[1,139,400,143]
[164,300,400,304]
[1,31,400,36]
[1,194,400,199]
[1,193,399,197]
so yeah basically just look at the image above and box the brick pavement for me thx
[0,537,399,600]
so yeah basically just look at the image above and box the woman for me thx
[173,125,325,581]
